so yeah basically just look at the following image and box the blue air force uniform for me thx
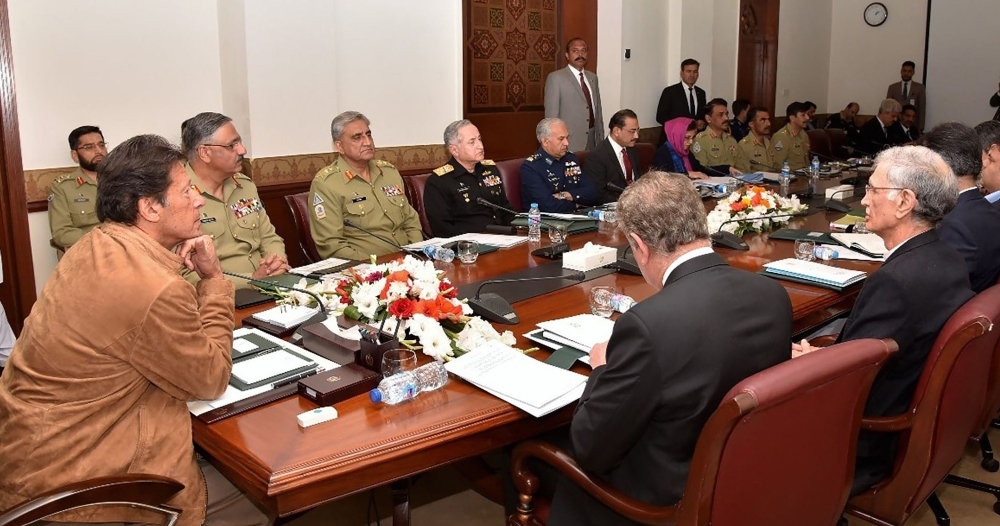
[519,148,598,213]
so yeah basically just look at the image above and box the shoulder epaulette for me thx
[315,163,340,180]
[53,173,75,184]
[233,173,252,182]
[375,159,396,169]
[526,153,541,162]
[433,164,454,176]
[481,159,495,166]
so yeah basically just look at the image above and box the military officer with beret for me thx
[424,120,514,237]
[310,111,423,260]
[769,102,812,171]
[691,99,745,176]
[520,118,598,213]
[736,107,776,173]
[181,112,289,287]
[48,125,107,257]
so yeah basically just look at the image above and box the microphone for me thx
[606,182,627,194]
[749,159,780,172]
[711,211,809,251]
[343,219,428,260]
[223,270,328,345]
[612,244,641,275]
[468,271,586,324]
[808,150,840,164]
[476,197,560,231]
[823,187,855,213]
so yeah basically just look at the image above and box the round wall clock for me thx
[864,2,888,27]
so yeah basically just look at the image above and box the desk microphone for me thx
[468,271,586,324]
[612,244,641,275]
[749,159,780,172]
[607,182,627,194]
[476,198,560,230]
[223,270,328,346]
[823,187,855,213]
[711,211,809,251]
[343,219,428,260]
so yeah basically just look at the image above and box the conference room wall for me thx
[774,0,834,113]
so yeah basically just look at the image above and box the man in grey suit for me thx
[544,38,604,152]
[886,61,926,131]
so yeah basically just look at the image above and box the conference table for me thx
[192,175,880,525]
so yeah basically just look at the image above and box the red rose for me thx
[439,280,458,299]
[388,298,415,319]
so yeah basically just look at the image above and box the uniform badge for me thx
[729,145,737,154]
[692,142,702,153]
[351,195,367,203]
[76,176,85,186]
[74,197,89,203]
[230,197,263,219]
[433,164,454,176]
[463,193,470,202]
[192,184,202,195]
[483,174,502,187]
[231,174,243,188]
[773,141,783,152]
[313,193,324,205]
[47,194,53,202]
[314,204,326,219]
[200,216,217,224]
[345,171,356,181]
[381,185,403,197]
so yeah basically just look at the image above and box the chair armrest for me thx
[510,440,678,526]
[860,412,914,432]
[808,335,839,348]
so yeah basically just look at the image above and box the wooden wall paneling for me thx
[0,0,35,332]
[736,0,780,114]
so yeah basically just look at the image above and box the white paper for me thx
[445,341,587,413]
[232,338,258,353]
[472,379,586,418]
[320,318,362,340]
[537,314,615,349]
[230,349,314,385]
[251,304,320,328]
[289,257,353,276]
[452,233,527,248]
[764,258,867,286]
[403,237,452,250]
[831,233,888,257]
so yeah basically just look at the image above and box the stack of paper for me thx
[445,341,587,417]
[831,233,888,258]
[452,232,526,248]
[525,314,616,366]
[251,304,320,329]
[289,257,355,277]
[763,258,867,288]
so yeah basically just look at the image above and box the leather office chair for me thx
[827,128,851,160]
[846,285,1000,526]
[807,129,833,161]
[496,158,525,213]
[508,338,899,526]
[0,474,183,526]
[635,143,655,175]
[402,172,433,238]
[283,192,322,264]
[573,150,588,167]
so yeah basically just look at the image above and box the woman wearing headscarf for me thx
[652,117,708,179]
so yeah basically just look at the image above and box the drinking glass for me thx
[381,349,417,379]
[548,224,569,243]
[853,221,869,234]
[794,239,816,261]
[589,286,615,318]
[456,240,479,264]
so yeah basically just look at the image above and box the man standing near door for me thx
[656,59,707,128]
[544,38,604,153]
[887,61,925,132]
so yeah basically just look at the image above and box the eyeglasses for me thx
[75,142,107,152]
[201,138,243,151]
[865,183,906,194]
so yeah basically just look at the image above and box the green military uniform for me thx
[308,156,423,260]
[183,164,286,287]
[48,168,99,256]
[736,133,774,173]
[691,129,745,172]
[768,124,811,171]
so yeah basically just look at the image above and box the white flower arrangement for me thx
[705,186,807,236]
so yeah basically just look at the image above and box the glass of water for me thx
[589,286,615,318]
[794,239,816,261]
[548,224,569,243]
[381,349,418,379]
[456,240,479,264]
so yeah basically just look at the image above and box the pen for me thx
[272,367,324,389]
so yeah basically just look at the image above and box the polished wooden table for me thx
[193,177,880,523]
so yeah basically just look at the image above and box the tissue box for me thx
[563,243,617,272]
[298,363,381,406]
[825,184,854,199]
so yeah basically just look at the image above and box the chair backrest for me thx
[284,192,321,264]
[676,338,898,526]
[978,285,1000,437]
[573,149,589,167]
[0,474,183,526]
[826,128,851,159]
[635,142,656,174]
[496,157,525,213]
[402,172,433,237]
[806,129,832,160]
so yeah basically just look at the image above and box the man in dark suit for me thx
[887,61,926,131]
[655,59,707,129]
[887,104,920,145]
[795,145,973,494]
[920,122,1000,292]
[856,99,901,155]
[584,109,641,204]
[548,172,793,526]
[975,120,1000,208]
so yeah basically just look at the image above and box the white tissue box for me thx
[825,184,854,199]
[563,243,618,272]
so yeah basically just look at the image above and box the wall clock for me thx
[865,2,888,27]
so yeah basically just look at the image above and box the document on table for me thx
[763,258,867,287]
[516,212,593,221]
[230,349,314,385]
[289,257,355,277]
[536,314,615,350]
[251,304,320,329]
[403,233,526,250]
[445,341,587,417]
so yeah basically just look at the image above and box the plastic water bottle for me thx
[421,245,455,262]
[780,161,791,194]
[587,209,617,223]
[809,155,821,195]
[814,246,840,261]
[527,202,542,242]
[369,361,449,405]
[811,155,821,178]
[610,293,637,313]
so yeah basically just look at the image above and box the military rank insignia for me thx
[313,193,324,205]
[230,197,263,219]
[382,185,403,197]
[314,204,326,219]
[483,174,502,187]
[76,176,85,186]
[692,142,702,153]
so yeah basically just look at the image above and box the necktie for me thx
[902,82,909,100]
[621,147,633,183]
[688,87,696,116]
[579,72,595,129]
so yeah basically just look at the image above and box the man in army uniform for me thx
[520,118,598,213]
[424,119,514,237]
[769,102,812,171]
[692,99,745,176]
[182,112,289,286]
[48,125,107,256]
[310,111,423,259]
[736,107,775,173]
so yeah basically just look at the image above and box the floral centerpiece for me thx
[277,255,516,361]
[706,185,807,236]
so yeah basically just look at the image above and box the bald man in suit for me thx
[544,38,605,152]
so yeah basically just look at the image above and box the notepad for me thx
[537,314,615,350]
[763,258,867,288]
[831,233,888,258]
[231,332,280,360]
[230,349,315,386]
[251,304,320,329]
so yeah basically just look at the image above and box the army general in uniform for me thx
[48,125,107,257]
[310,111,423,260]
[691,99,744,175]
[769,102,812,171]
[424,119,515,237]
[181,112,288,287]
[736,107,776,173]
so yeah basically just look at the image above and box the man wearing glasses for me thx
[181,112,289,286]
[48,125,107,256]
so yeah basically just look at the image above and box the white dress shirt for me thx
[661,246,715,286]
[607,136,629,179]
